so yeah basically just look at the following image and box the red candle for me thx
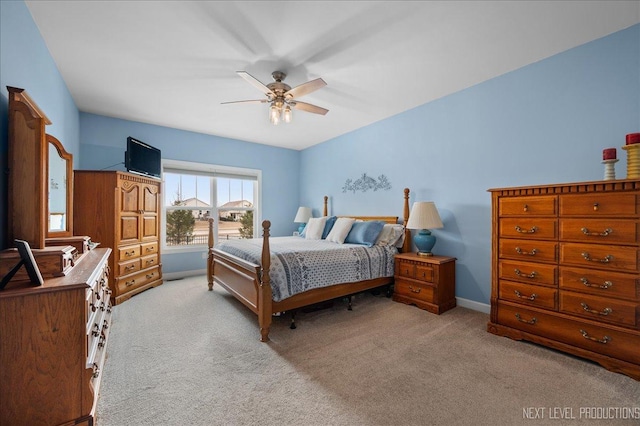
[603,148,617,160]
[626,133,640,145]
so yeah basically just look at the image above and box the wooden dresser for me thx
[74,171,163,305]
[0,248,112,426]
[488,180,640,380]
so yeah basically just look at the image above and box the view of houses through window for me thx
[163,164,258,248]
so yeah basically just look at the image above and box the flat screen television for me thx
[125,136,161,178]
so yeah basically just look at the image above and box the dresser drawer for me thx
[499,239,557,263]
[559,193,638,217]
[499,260,557,287]
[497,301,640,365]
[396,260,415,279]
[499,196,557,216]
[559,267,640,301]
[499,280,557,310]
[140,254,159,270]
[118,258,140,276]
[559,291,638,328]
[118,244,141,261]
[559,218,639,244]
[394,279,434,304]
[141,241,159,256]
[116,266,161,294]
[560,243,639,272]
[499,218,557,239]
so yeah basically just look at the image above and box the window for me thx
[162,159,260,252]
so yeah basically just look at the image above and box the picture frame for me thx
[0,239,44,289]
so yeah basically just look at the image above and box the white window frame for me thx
[162,159,262,254]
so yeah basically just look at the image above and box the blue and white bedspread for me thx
[214,237,398,302]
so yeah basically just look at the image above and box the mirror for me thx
[46,134,73,237]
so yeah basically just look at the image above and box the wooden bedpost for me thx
[207,217,214,290]
[402,188,412,253]
[323,196,328,216]
[258,220,273,342]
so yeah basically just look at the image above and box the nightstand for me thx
[392,253,456,314]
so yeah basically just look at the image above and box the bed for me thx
[207,188,412,341]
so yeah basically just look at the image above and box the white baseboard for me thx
[456,297,490,314]
[163,269,207,282]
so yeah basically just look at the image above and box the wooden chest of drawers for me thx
[488,180,640,380]
[393,253,456,314]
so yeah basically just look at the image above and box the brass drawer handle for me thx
[146,246,155,252]
[146,259,155,265]
[408,285,421,294]
[514,269,537,279]
[515,247,537,256]
[579,329,610,344]
[581,252,613,263]
[593,203,599,211]
[580,278,613,289]
[515,313,537,324]
[514,290,537,301]
[92,363,100,379]
[523,204,528,212]
[515,225,537,234]
[125,250,136,257]
[581,227,612,237]
[125,265,136,271]
[125,279,136,287]
[580,302,612,316]
[146,273,155,279]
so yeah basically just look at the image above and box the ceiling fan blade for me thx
[237,71,273,96]
[291,101,329,115]
[221,99,268,105]
[285,78,327,99]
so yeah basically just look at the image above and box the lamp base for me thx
[413,229,436,257]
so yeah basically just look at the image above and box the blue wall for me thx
[0,0,80,249]
[79,113,300,274]
[300,24,640,307]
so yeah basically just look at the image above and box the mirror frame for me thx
[46,134,73,238]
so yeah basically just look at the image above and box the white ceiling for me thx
[25,1,640,151]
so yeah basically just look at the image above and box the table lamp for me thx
[294,206,312,234]
[405,201,443,256]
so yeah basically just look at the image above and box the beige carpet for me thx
[96,276,640,425]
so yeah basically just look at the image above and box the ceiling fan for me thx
[222,71,328,125]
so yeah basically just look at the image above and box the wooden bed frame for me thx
[207,188,412,341]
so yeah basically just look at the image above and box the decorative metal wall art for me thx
[342,173,392,193]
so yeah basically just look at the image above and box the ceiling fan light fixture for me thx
[269,103,280,125]
[283,105,292,123]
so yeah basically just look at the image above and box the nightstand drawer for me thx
[394,279,434,304]
[396,261,415,279]
[415,264,434,283]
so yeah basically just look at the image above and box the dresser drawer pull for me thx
[515,225,537,234]
[408,285,421,294]
[125,279,136,287]
[146,259,155,265]
[593,203,599,211]
[523,204,528,212]
[146,246,155,252]
[580,302,612,316]
[92,323,100,337]
[125,265,136,271]
[514,269,537,279]
[579,329,610,344]
[515,247,537,256]
[92,363,100,379]
[90,302,97,312]
[514,290,537,301]
[515,313,537,324]
[580,278,613,289]
[581,227,613,237]
[125,250,136,257]
[581,252,613,263]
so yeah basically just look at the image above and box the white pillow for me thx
[304,217,328,240]
[325,217,356,244]
[376,224,405,246]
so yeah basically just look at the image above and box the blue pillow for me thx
[321,216,337,239]
[344,220,385,247]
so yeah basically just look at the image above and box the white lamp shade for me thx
[294,206,313,223]
[406,201,443,230]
